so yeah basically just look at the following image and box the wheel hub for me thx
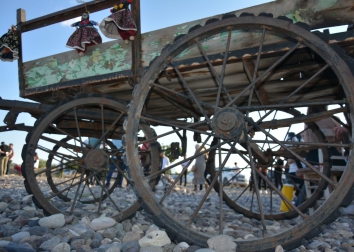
[212,107,245,140]
[85,149,109,171]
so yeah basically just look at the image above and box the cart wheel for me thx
[24,94,159,221]
[125,15,354,251]
[210,109,331,220]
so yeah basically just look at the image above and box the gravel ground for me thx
[0,174,353,252]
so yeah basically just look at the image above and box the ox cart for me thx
[1,0,354,251]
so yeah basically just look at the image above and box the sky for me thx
[0,0,348,174]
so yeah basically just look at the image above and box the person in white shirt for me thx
[232,162,240,187]
[34,152,39,169]
[180,155,188,186]
[160,152,170,174]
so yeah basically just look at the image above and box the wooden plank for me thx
[20,0,354,98]
[235,0,354,30]
[17,9,26,97]
[20,0,117,33]
[242,57,270,105]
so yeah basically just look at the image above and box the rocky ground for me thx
[0,175,353,252]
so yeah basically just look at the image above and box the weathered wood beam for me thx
[17,9,26,97]
[258,107,348,130]
[20,0,117,33]
[0,99,51,117]
[131,0,143,84]
[242,57,270,105]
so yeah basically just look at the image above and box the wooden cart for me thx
[1,0,354,251]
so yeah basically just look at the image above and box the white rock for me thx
[80,216,91,227]
[0,218,12,224]
[338,230,353,238]
[0,240,10,248]
[23,206,36,212]
[39,213,65,228]
[155,181,164,190]
[69,229,80,237]
[22,195,33,202]
[132,224,144,234]
[173,242,189,252]
[146,224,160,234]
[207,235,237,252]
[11,231,30,243]
[267,225,280,231]
[139,230,171,247]
[308,240,323,249]
[275,245,284,252]
[90,216,116,231]
[342,204,354,215]
[106,246,121,252]
[244,234,255,240]
[51,242,71,252]
[0,202,8,212]
[82,204,96,210]
[101,238,113,244]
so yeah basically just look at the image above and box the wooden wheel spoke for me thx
[172,64,213,126]
[246,119,336,186]
[150,82,215,112]
[187,139,237,228]
[243,28,269,108]
[110,158,134,186]
[195,37,233,107]
[92,109,124,149]
[254,64,331,126]
[93,174,123,213]
[226,42,301,108]
[244,134,268,234]
[256,107,348,130]
[254,167,307,218]
[215,30,233,112]
[34,146,84,176]
[141,115,214,137]
[147,135,212,181]
[46,172,94,200]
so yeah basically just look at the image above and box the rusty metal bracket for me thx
[128,76,135,87]
[3,109,21,127]
[52,89,59,100]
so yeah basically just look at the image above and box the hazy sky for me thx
[0,0,347,170]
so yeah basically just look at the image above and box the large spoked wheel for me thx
[125,15,354,251]
[210,109,331,220]
[24,94,159,221]
[45,137,120,204]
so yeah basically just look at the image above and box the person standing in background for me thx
[34,152,39,169]
[273,156,284,191]
[0,142,9,176]
[5,143,13,175]
[192,144,206,191]
[180,155,188,186]
[160,152,170,173]
[231,162,240,187]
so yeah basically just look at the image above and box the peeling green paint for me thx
[149,41,161,48]
[143,51,161,62]
[177,25,188,30]
[285,9,309,23]
[25,43,131,88]
[173,32,187,37]
[175,48,191,60]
